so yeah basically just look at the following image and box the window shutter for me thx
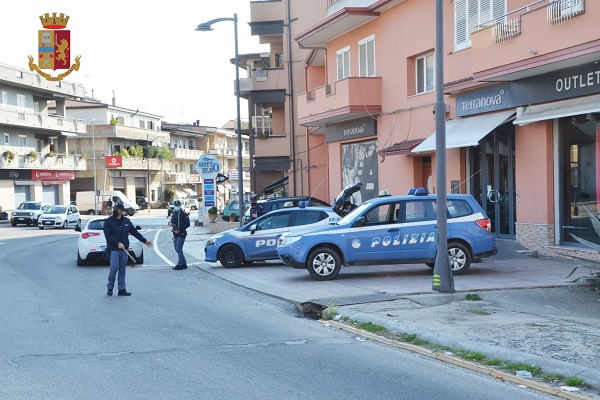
[455,0,467,48]
[492,0,506,21]
[359,42,367,77]
[344,50,350,78]
[468,0,479,38]
[337,52,344,80]
[480,0,491,24]
[367,39,375,77]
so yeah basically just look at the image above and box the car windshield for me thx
[46,206,67,214]
[18,203,41,210]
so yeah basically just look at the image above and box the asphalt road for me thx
[0,219,556,400]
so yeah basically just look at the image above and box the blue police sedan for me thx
[205,206,340,268]
[277,191,497,280]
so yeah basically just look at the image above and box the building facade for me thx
[0,62,87,211]
[293,0,600,257]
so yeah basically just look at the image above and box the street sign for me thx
[215,173,229,184]
[195,155,221,180]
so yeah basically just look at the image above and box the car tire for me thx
[448,242,471,275]
[218,244,244,268]
[10,220,16,227]
[36,216,41,226]
[307,247,342,281]
[38,226,44,230]
[88,210,95,215]
[222,215,230,222]
[75,219,81,229]
[135,251,144,265]
[62,221,68,229]
[425,262,434,269]
[77,252,86,266]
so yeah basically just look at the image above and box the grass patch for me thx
[356,322,387,333]
[527,323,549,328]
[483,358,504,367]
[465,293,482,301]
[504,362,542,376]
[564,377,588,387]
[463,352,486,362]
[467,309,490,315]
[539,373,564,383]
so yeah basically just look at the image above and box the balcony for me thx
[1,153,87,171]
[471,0,596,80]
[297,77,382,127]
[0,107,86,134]
[0,62,85,98]
[172,148,205,161]
[327,0,380,15]
[238,67,287,95]
[87,124,169,143]
[250,0,285,24]
[164,172,201,184]
[227,169,251,181]
[119,157,165,171]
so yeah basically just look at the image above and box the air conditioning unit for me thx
[47,137,54,145]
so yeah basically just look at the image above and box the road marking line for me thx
[153,229,175,267]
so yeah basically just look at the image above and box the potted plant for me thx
[48,151,56,158]
[27,150,38,162]
[207,206,218,222]
[229,212,237,223]
[2,150,15,163]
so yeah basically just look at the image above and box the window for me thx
[256,212,290,230]
[416,53,434,94]
[19,135,27,151]
[336,46,350,80]
[293,211,326,226]
[113,144,121,154]
[148,121,154,130]
[179,163,184,172]
[358,36,375,77]
[1,91,7,108]
[16,94,25,112]
[362,203,401,226]
[188,139,194,149]
[3,133,9,146]
[175,163,178,173]
[189,163,194,174]
[275,53,284,67]
[404,200,437,223]
[139,119,146,129]
[455,0,506,50]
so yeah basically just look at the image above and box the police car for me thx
[277,189,497,280]
[204,205,341,268]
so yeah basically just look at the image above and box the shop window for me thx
[561,115,600,246]
[358,35,375,77]
[336,46,350,81]
[455,0,506,51]
[416,53,434,94]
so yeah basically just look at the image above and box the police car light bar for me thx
[407,188,428,196]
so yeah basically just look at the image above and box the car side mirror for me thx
[250,224,257,234]
[354,216,367,227]
[75,226,81,232]
[136,225,142,230]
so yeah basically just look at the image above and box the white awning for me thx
[412,110,515,154]
[175,190,187,199]
[183,188,195,195]
[60,131,78,137]
[513,93,600,125]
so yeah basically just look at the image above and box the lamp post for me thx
[196,13,244,227]
[91,119,98,215]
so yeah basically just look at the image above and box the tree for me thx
[157,145,172,160]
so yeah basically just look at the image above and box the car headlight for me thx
[279,236,302,247]
[29,212,34,216]
[206,233,224,246]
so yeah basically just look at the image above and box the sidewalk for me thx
[182,224,600,396]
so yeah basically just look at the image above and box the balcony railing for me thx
[164,172,200,184]
[0,106,86,133]
[327,0,379,15]
[547,0,584,24]
[252,115,273,137]
[172,147,205,160]
[0,62,85,98]
[119,157,165,171]
[492,18,521,42]
[238,67,287,94]
[0,153,87,170]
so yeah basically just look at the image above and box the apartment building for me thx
[0,62,87,211]
[294,0,600,257]
[54,98,168,206]
[246,0,327,197]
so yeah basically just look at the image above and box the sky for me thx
[0,1,269,127]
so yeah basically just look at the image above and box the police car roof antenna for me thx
[309,177,326,201]
[447,168,481,194]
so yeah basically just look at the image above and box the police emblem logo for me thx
[27,12,81,81]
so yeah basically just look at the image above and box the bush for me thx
[164,187,175,203]
[27,150,38,161]
[2,150,15,163]
[208,206,218,214]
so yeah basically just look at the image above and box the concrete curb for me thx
[322,320,593,400]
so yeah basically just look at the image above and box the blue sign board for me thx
[196,155,221,179]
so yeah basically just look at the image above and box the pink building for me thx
[293,0,600,257]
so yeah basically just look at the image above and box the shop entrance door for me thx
[471,123,516,238]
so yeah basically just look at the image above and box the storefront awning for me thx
[264,176,288,195]
[60,131,78,137]
[412,110,515,154]
[175,190,187,199]
[513,93,600,125]
[183,188,195,195]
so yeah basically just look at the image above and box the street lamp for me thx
[91,119,98,215]
[196,13,244,227]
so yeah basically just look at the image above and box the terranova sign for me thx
[196,155,221,180]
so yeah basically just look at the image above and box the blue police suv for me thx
[277,190,497,280]
[205,205,340,268]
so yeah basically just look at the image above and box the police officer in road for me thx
[248,196,266,222]
[104,203,153,296]
[169,200,191,270]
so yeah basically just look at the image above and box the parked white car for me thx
[75,217,144,266]
[38,205,81,230]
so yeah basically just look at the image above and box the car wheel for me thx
[222,215,230,222]
[448,242,471,275]
[425,262,434,269]
[307,247,342,281]
[135,251,144,264]
[77,252,86,266]
[75,219,81,229]
[10,220,16,227]
[61,221,68,229]
[36,216,41,226]
[88,210,95,215]
[38,226,44,230]
[218,244,244,268]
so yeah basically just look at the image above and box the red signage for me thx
[31,170,75,180]
[105,156,122,168]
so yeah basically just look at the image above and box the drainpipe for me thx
[286,0,297,195]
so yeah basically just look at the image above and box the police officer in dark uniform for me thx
[248,196,266,222]
[104,203,153,296]
[168,200,190,270]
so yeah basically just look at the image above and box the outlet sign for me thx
[196,155,221,180]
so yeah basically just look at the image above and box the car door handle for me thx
[387,228,399,232]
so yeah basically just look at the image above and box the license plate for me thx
[43,221,53,225]
[18,218,25,221]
